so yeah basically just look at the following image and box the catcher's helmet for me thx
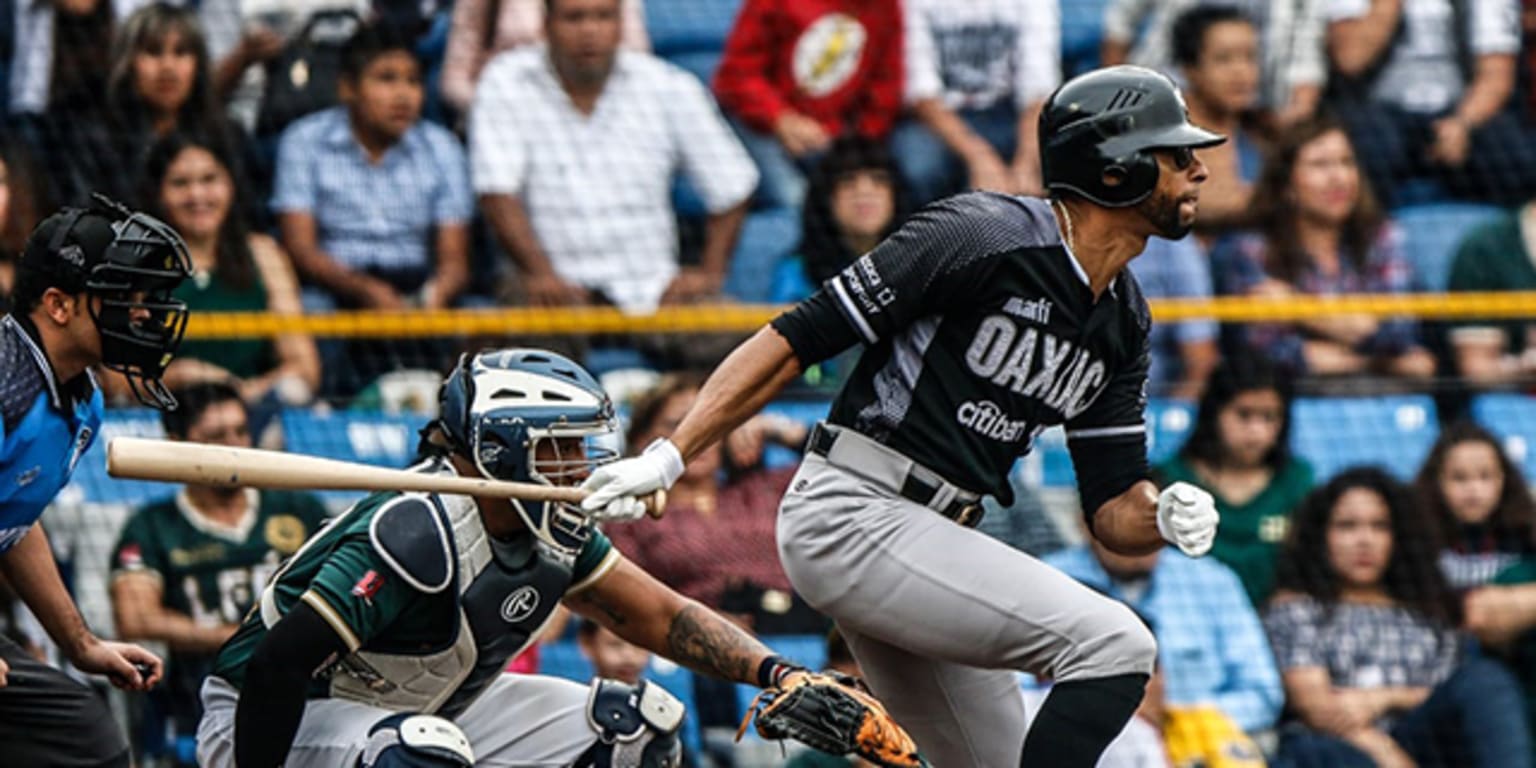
[1040,65,1226,207]
[436,348,619,557]
[13,194,193,409]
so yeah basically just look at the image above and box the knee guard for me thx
[576,678,685,768]
[358,713,476,767]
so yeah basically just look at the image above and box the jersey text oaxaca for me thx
[811,191,1151,503]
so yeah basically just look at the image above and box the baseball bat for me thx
[106,437,665,518]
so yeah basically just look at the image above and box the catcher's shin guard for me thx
[358,713,475,767]
[574,678,685,768]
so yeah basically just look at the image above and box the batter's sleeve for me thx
[302,537,424,652]
[773,197,1004,365]
[1065,337,1152,520]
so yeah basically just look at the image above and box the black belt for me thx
[807,423,986,528]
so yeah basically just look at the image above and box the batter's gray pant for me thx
[778,450,1156,768]
[197,673,601,767]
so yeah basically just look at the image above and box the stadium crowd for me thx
[8,0,1536,765]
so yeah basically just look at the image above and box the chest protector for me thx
[320,490,578,717]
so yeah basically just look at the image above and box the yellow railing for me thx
[180,292,1536,339]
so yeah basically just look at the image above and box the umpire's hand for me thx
[70,637,163,692]
[1156,482,1219,557]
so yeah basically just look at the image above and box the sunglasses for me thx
[1162,146,1196,170]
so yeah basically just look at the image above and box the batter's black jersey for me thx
[775,192,1152,506]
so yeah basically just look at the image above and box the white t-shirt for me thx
[470,48,758,313]
[903,0,1061,110]
[1103,0,1327,111]
[1327,0,1519,113]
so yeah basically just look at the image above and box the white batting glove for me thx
[580,439,685,522]
[1156,482,1219,557]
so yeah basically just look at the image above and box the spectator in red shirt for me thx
[713,0,903,209]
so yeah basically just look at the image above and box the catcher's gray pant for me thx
[196,673,599,767]
[778,434,1156,768]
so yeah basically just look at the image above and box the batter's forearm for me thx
[1089,480,1164,556]
[671,327,803,462]
[0,525,92,655]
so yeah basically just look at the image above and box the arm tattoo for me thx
[664,603,773,685]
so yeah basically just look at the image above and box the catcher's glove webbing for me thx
[737,670,926,768]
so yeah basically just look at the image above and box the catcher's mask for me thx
[17,194,193,409]
[437,348,620,557]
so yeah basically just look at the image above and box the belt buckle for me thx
[952,503,983,528]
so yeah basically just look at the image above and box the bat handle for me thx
[643,489,667,519]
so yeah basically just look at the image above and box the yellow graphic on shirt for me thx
[793,14,868,97]
[1164,706,1266,768]
[265,514,307,556]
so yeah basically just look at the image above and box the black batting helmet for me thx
[1040,65,1226,207]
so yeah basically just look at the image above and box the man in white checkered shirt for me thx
[469,0,759,314]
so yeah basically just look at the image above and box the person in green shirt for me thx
[1446,206,1536,387]
[195,349,883,768]
[110,381,329,760]
[1155,356,1313,606]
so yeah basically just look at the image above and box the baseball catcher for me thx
[194,348,920,767]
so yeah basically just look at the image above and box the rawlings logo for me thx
[501,586,540,623]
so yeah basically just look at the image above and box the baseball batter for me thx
[582,66,1226,767]
[196,348,914,768]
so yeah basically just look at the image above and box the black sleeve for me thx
[1066,335,1152,521]
[770,289,864,367]
[235,602,349,768]
[815,195,1009,347]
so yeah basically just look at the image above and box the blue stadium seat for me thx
[1061,0,1109,76]
[668,50,724,86]
[1025,399,1196,490]
[1392,203,1505,292]
[1146,399,1196,465]
[1289,396,1438,481]
[771,255,815,304]
[645,0,743,58]
[68,409,177,506]
[725,208,801,304]
[281,411,423,508]
[1470,393,1536,481]
[758,399,832,469]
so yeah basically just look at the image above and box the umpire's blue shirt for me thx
[0,314,102,553]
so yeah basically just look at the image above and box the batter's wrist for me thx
[643,438,686,489]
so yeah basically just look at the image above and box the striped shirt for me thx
[469,47,758,313]
[271,107,473,281]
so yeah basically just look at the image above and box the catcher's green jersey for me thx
[111,489,329,728]
[211,486,617,712]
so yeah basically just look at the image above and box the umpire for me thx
[584,65,1227,768]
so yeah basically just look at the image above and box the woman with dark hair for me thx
[1154,356,1312,606]
[1418,423,1536,591]
[797,136,906,287]
[1212,116,1435,382]
[1265,467,1531,768]
[139,132,318,415]
[48,3,261,212]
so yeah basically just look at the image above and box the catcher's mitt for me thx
[737,670,925,768]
